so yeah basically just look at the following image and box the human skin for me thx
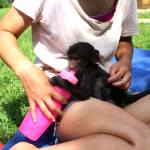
[125,94,150,123]
[10,135,137,150]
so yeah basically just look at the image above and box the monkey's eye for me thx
[68,56,79,60]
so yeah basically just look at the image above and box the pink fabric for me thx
[91,5,116,22]
[0,143,3,149]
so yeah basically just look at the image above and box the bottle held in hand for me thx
[19,70,78,141]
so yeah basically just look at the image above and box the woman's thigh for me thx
[11,142,38,150]
[58,98,150,145]
[125,94,150,123]
[11,134,135,150]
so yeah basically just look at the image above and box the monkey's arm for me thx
[93,77,115,100]
[50,76,91,100]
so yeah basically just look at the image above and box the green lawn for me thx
[133,23,150,49]
[138,11,150,18]
[0,8,8,19]
[0,8,150,143]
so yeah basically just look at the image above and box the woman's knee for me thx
[58,98,123,141]
[58,98,101,140]
[60,97,124,126]
[10,142,38,150]
[58,98,150,146]
[61,98,117,123]
[90,134,134,150]
[60,98,98,123]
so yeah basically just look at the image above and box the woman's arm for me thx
[0,7,66,122]
[107,36,133,89]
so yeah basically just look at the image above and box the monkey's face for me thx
[68,55,81,72]
[67,42,100,72]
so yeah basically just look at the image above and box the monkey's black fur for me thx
[50,42,150,107]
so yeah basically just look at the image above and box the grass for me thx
[134,9,150,49]
[138,11,150,18]
[0,8,150,143]
[133,23,150,49]
[0,8,8,19]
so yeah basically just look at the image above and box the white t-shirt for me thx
[13,0,138,76]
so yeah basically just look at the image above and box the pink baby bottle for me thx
[19,70,78,141]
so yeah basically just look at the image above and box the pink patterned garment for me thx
[91,4,116,22]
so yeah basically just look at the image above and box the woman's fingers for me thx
[108,63,131,89]
[51,91,68,104]
[37,100,56,122]
[29,90,66,122]
[110,72,131,89]
[44,98,63,117]
[19,65,68,121]
[29,100,36,123]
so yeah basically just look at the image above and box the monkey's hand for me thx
[50,76,89,99]
[50,76,75,89]
[50,76,64,86]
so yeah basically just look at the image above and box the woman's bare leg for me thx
[125,94,150,123]
[11,134,136,150]
[58,98,150,149]
[11,142,38,150]
[11,97,150,150]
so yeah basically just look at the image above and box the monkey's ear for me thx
[92,49,100,63]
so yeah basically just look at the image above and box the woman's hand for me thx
[107,61,131,90]
[107,36,133,90]
[18,64,67,122]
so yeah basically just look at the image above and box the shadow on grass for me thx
[2,94,28,126]
[0,94,29,143]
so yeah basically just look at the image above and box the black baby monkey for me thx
[50,42,150,107]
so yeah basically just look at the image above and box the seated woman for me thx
[1,0,150,150]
